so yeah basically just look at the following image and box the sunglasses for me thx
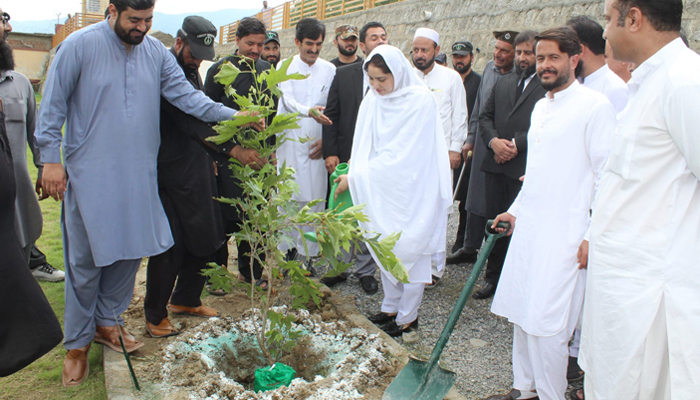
[1,13,9,24]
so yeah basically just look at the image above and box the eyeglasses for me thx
[1,13,10,25]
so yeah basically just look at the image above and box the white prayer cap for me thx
[414,28,439,45]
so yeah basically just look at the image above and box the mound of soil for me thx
[134,309,400,399]
[118,255,401,399]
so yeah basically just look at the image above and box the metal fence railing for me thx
[219,0,406,45]
[52,13,104,48]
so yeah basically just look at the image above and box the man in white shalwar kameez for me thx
[277,18,336,258]
[567,16,628,114]
[580,1,700,399]
[565,15,629,381]
[483,27,616,400]
[411,27,469,285]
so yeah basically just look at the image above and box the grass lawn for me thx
[0,112,107,399]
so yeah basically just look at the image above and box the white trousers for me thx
[569,324,581,358]
[380,268,425,325]
[430,251,446,278]
[278,200,323,256]
[512,302,580,400]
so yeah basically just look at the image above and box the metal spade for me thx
[383,220,510,400]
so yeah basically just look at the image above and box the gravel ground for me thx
[315,205,512,399]
[315,204,584,400]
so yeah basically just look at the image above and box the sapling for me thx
[202,55,408,366]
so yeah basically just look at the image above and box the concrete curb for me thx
[104,288,467,400]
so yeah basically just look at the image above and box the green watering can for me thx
[303,163,353,243]
[382,220,510,400]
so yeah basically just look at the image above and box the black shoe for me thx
[359,275,378,294]
[482,389,540,400]
[445,248,478,265]
[304,258,318,278]
[472,282,497,299]
[368,312,396,325]
[285,248,299,262]
[320,275,347,287]
[567,356,584,382]
[381,319,418,337]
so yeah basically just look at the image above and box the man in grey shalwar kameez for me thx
[0,17,64,282]
[35,0,241,387]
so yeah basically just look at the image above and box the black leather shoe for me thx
[472,282,497,299]
[567,356,584,382]
[303,258,318,277]
[320,275,347,287]
[285,248,299,262]
[446,248,478,265]
[368,312,396,325]
[359,275,378,294]
[482,389,539,400]
[381,318,418,337]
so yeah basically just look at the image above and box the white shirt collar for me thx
[582,64,609,85]
[631,38,685,85]
[548,79,580,100]
[416,64,442,79]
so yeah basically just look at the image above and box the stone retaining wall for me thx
[216,0,700,73]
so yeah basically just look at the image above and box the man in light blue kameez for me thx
[34,0,244,387]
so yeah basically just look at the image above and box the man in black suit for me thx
[473,30,547,299]
[323,21,386,171]
[203,17,276,291]
[447,40,482,257]
[319,21,388,294]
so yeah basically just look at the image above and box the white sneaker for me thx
[32,263,65,282]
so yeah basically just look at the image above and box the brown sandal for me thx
[94,324,144,353]
[62,343,91,387]
[145,317,180,338]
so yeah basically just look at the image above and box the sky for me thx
[10,0,287,22]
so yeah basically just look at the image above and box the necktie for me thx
[515,78,526,103]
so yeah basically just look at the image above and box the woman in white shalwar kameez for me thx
[334,45,452,337]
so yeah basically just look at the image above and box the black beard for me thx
[0,41,15,71]
[176,48,199,73]
[264,55,279,65]
[414,56,435,71]
[453,61,472,74]
[114,13,147,45]
[518,64,536,78]
[337,43,356,57]
[539,68,571,91]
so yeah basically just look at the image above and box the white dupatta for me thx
[348,45,452,284]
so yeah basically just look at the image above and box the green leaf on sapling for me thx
[214,62,242,86]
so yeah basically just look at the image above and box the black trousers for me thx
[463,211,487,250]
[458,156,488,251]
[452,157,470,248]
[483,172,523,285]
[144,195,212,325]
[28,244,47,269]
[216,219,264,282]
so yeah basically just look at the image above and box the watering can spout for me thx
[305,163,353,243]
